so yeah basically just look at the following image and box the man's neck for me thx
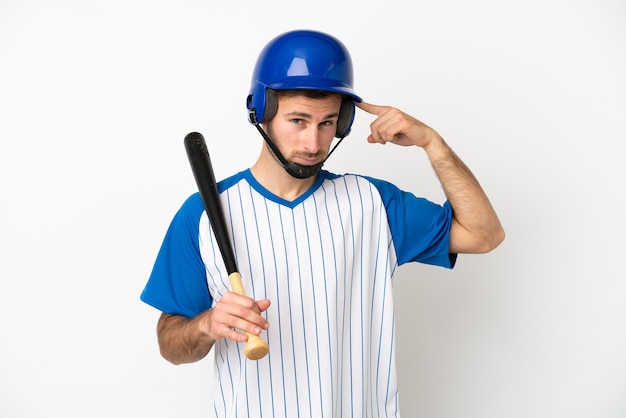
[250,154,317,202]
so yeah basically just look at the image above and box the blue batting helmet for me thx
[246,30,362,138]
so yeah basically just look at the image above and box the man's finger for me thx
[356,101,387,116]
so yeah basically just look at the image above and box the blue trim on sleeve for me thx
[140,193,213,317]
[361,175,457,269]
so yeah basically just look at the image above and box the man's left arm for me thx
[356,101,505,254]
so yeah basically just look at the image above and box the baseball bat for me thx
[184,131,269,360]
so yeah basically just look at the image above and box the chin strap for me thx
[254,123,345,180]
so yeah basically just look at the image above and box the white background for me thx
[1,0,625,417]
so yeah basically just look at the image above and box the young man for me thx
[141,29,504,417]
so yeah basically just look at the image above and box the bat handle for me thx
[228,272,269,360]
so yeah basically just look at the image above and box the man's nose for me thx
[301,127,322,154]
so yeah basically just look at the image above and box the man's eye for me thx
[292,119,302,124]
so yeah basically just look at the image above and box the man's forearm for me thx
[424,135,505,253]
[157,312,215,365]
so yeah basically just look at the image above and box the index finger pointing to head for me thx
[356,101,386,116]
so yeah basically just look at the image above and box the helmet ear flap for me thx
[336,98,355,138]
[247,88,278,124]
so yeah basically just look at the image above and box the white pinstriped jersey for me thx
[141,169,455,418]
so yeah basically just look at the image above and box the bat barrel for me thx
[184,132,238,275]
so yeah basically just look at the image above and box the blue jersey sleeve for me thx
[364,176,457,269]
[140,193,213,317]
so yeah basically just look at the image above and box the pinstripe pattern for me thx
[199,173,400,418]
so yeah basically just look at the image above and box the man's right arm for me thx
[157,311,215,365]
[156,292,271,365]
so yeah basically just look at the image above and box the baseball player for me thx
[141,29,504,417]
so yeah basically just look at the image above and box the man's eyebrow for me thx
[285,111,340,119]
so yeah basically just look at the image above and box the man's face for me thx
[265,93,343,167]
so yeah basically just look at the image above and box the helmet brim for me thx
[266,77,362,103]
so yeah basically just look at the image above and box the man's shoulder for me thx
[321,170,395,190]
[217,169,250,193]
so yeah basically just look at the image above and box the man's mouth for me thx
[292,154,325,166]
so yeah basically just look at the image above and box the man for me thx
[141,29,504,417]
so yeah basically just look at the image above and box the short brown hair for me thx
[273,89,342,100]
